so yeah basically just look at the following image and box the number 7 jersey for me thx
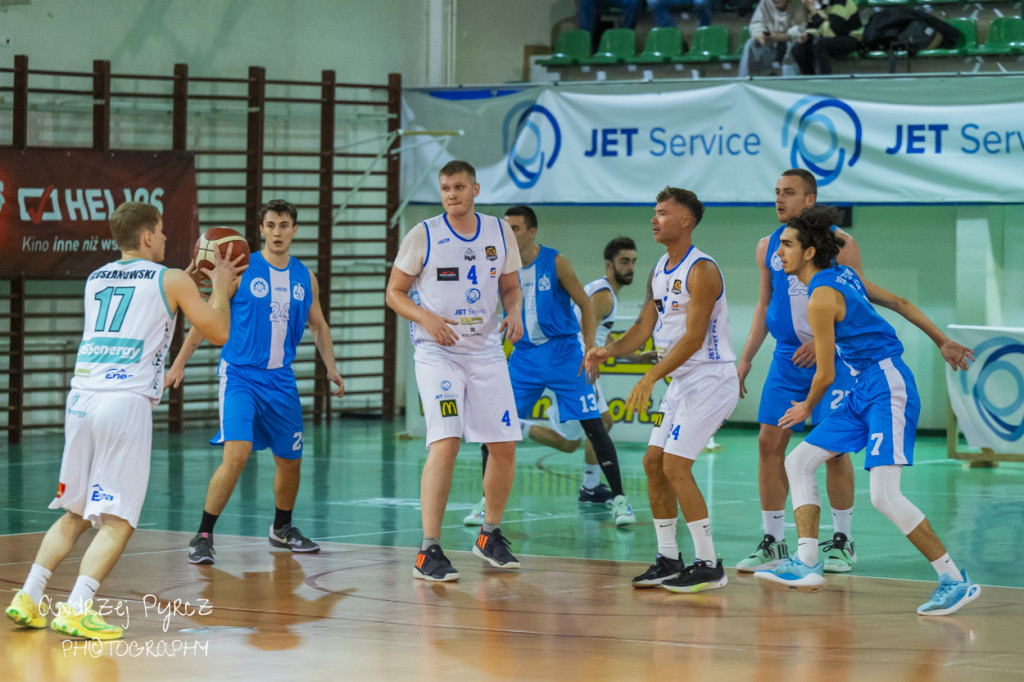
[72,258,176,403]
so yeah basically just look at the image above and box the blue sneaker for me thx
[917,570,981,616]
[754,556,826,592]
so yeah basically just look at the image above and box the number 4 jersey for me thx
[72,258,177,403]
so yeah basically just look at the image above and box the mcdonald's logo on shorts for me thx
[650,411,664,427]
[439,399,459,417]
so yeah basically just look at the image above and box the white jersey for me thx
[71,259,176,404]
[574,277,618,348]
[408,212,513,355]
[651,246,734,379]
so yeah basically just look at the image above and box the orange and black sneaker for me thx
[413,545,460,582]
[50,601,123,640]
[472,528,520,569]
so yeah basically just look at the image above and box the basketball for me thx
[192,227,250,281]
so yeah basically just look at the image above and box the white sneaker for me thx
[611,495,635,526]
[463,496,486,526]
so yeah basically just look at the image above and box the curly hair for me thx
[785,206,845,269]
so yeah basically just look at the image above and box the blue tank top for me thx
[220,251,313,370]
[765,224,813,350]
[518,245,579,348]
[808,265,904,372]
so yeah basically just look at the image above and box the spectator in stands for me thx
[578,0,643,49]
[647,0,715,29]
[791,0,864,74]
[738,0,809,76]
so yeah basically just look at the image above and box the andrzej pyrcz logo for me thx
[502,102,562,189]
[782,95,862,187]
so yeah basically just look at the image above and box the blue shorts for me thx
[508,335,600,422]
[213,361,304,459]
[805,357,920,469]
[757,344,856,431]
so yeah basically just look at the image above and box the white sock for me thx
[931,553,961,581]
[797,537,818,566]
[653,517,679,558]
[582,464,601,489]
[22,563,52,603]
[831,507,853,537]
[762,510,785,542]
[67,575,100,614]
[687,518,715,564]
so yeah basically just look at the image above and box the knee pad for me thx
[785,442,836,509]
[869,466,926,535]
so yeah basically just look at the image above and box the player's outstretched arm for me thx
[738,237,774,397]
[862,277,974,371]
[165,243,246,347]
[557,254,595,351]
[307,275,345,397]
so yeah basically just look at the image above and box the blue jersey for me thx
[808,265,904,373]
[518,245,579,349]
[220,251,313,370]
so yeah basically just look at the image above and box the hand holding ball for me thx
[192,227,250,284]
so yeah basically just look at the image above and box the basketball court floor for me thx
[2,421,1022,680]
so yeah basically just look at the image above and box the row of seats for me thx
[540,17,1024,68]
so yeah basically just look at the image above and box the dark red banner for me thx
[0,149,198,279]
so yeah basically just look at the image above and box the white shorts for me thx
[49,389,153,528]
[648,363,739,460]
[537,381,608,441]
[414,345,522,446]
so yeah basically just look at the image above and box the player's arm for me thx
[497,270,523,344]
[163,250,243,389]
[835,228,864,278]
[586,265,657,374]
[384,225,459,346]
[862,277,973,371]
[556,254,595,351]
[625,259,721,413]
[737,237,773,398]
[307,275,345,397]
[779,286,842,428]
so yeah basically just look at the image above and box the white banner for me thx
[401,81,1024,205]
[947,324,1024,454]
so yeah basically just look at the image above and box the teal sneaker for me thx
[821,532,857,573]
[736,534,789,573]
[917,570,981,616]
[754,556,825,592]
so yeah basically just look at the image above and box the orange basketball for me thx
[192,227,250,281]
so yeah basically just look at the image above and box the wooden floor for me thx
[3,529,1022,681]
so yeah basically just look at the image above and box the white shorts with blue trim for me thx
[649,362,739,460]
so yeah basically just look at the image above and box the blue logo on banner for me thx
[960,337,1024,442]
[782,95,862,187]
[503,102,561,189]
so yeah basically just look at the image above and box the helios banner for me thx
[0,149,198,279]
[947,325,1024,455]
[401,80,1024,205]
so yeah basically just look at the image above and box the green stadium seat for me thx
[918,17,976,56]
[579,28,637,65]
[672,26,730,63]
[628,27,685,64]
[722,25,752,63]
[970,16,1024,55]
[537,30,592,67]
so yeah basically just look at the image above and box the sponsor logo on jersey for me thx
[439,238,450,245]
[460,316,484,326]
[770,252,784,272]
[90,484,114,502]
[671,279,682,294]
[538,275,551,292]
[466,288,481,304]
[250,277,269,298]
[671,300,679,310]
[104,368,133,380]
[75,368,91,378]
[464,248,476,261]
[439,399,458,417]
[485,245,497,261]
[437,268,459,281]
[489,267,497,278]
[441,380,452,391]
[293,283,306,301]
